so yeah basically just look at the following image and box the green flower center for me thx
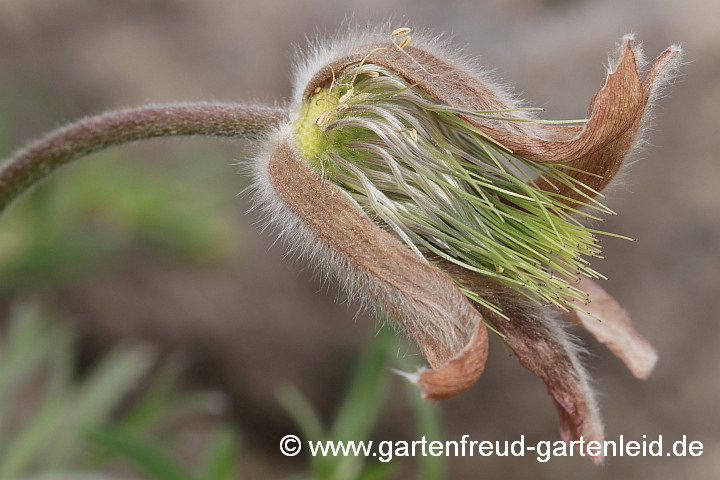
[293,89,334,161]
[292,63,621,318]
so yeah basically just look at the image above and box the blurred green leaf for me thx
[396,346,446,480]
[0,305,154,480]
[0,301,244,480]
[87,427,195,480]
[327,326,394,480]
[0,303,68,417]
[113,359,187,435]
[406,390,445,480]
[0,304,74,478]
[276,385,326,443]
[278,325,448,480]
[0,149,239,291]
[44,344,155,468]
[200,426,240,480]
[277,384,332,476]
[354,460,398,480]
[279,326,410,480]
[330,326,394,443]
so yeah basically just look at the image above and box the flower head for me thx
[252,26,681,462]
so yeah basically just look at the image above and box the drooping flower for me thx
[0,24,681,463]
[252,26,681,462]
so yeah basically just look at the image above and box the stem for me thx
[0,102,288,214]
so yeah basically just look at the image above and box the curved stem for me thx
[0,102,288,214]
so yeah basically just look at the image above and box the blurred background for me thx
[0,0,717,479]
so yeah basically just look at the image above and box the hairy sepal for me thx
[300,34,682,207]
[250,126,488,398]
[570,276,658,380]
[439,261,605,463]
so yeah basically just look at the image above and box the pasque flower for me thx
[0,24,681,462]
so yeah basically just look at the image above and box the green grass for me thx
[277,325,446,480]
[0,301,245,480]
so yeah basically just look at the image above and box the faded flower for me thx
[0,24,681,463]
[253,27,680,461]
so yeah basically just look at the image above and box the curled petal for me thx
[253,130,487,396]
[304,36,682,206]
[412,321,489,402]
[491,308,604,464]
[438,262,604,462]
[569,276,658,379]
[528,38,683,203]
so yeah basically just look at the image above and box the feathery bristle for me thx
[293,63,618,315]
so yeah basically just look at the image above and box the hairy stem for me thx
[0,102,288,213]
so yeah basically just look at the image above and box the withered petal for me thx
[415,321,489,402]
[437,261,605,462]
[528,38,682,204]
[488,304,605,463]
[263,136,487,395]
[304,37,681,206]
[569,276,658,380]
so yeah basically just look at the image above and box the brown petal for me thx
[260,134,488,397]
[304,37,681,206]
[528,38,682,204]
[437,261,604,462]
[569,276,658,379]
[414,321,489,402]
[491,309,604,464]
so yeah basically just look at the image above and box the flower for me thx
[251,26,681,462]
[0,23,681,464]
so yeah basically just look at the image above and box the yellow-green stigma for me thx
[292,89,336,163]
